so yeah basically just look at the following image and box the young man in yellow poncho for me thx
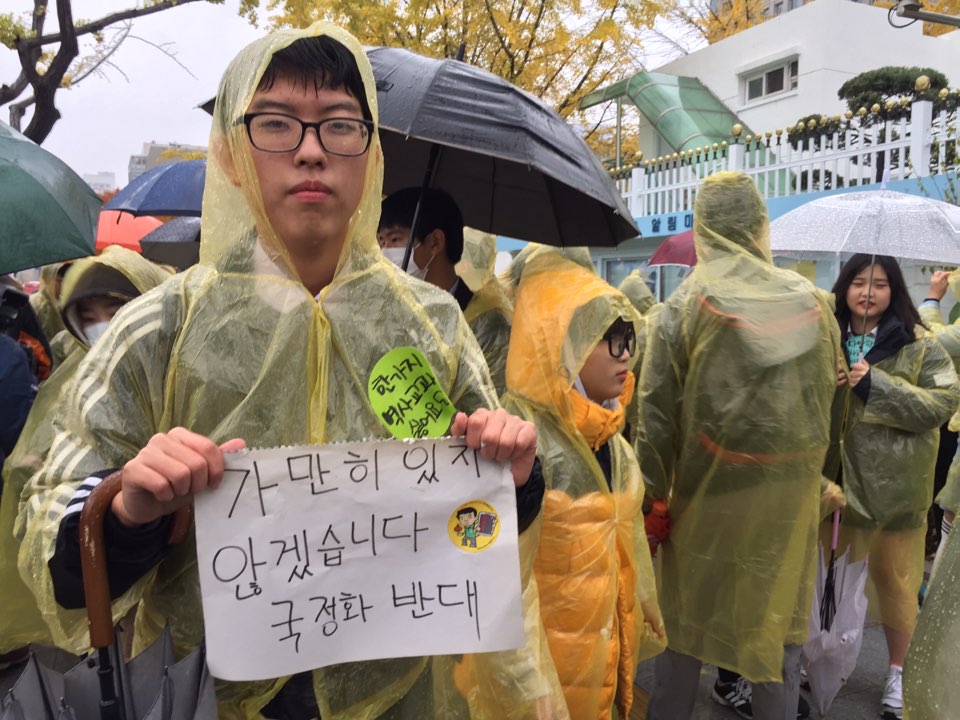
[15,24,563,719]
[503,250,666,720]
[637,172,842,720]
[0,247,171,661]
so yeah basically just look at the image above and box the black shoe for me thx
[713,677,753,719]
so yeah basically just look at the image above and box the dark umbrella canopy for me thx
[367,46,638,247]
[139,217,201,270]
[104,160,205,218]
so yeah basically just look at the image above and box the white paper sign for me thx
[194,437,524,681]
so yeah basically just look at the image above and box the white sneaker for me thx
[881,665,903,719]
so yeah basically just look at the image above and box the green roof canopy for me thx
[580,72,753,154]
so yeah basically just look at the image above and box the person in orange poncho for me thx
[502,251,666,720]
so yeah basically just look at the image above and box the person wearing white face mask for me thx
[0,246,170,663]
[378,187,465,299]
[378,187,513,394]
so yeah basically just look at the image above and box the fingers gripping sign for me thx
[449,409,537,489]
[112,427,247,528]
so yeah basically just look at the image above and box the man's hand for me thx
[928,270,951,301]
[112,427,246,528]
[449,409,537,488]
[849,358,870,387]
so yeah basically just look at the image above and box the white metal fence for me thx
[615,100,958,217]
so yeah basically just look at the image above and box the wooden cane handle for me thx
[79,472,192,649]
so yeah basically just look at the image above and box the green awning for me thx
[581,72,752,154]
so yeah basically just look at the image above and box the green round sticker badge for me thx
[368,347,457,439]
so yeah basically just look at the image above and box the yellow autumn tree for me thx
[157,147,208,162]
[251,0,664,122]
[703,0,768,43]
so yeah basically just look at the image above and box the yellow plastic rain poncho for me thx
[456,228,513,395]
[503,253,666,720]
[827,298,959,634]
[636,172,842,682]
[29,262,70,363]
[918,283,960,515]
[502,243,595,300]
[0,247,171,655]
[618,269,660,445]
[904,527,960,720]
[16,24,562,719]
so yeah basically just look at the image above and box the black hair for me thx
[457,506,478,520]
[379,187,465,263]
[259,36,372,122]
[831,253,924,338]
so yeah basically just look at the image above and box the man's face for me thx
[458,511,477,527]
[377,224,413,250]
[246,76,368,256]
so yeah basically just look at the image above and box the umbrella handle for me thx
[79,472,192,649]
[831,508,841,552]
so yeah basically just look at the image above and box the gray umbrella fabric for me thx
[139,217,201,270]
[770,190,960,263]
[367,46,638,247]
[0,629,215,720]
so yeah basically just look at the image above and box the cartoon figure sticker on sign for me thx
[368,347,456,440]
[449,500,500,553]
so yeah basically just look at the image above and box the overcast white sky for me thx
[0,0,264,185]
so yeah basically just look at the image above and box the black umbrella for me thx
[198,49,638,249]
[1,478,214,720]
[139,217,201,270]
[367,46,638,249]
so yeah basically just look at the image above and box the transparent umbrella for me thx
[770,190,960,264]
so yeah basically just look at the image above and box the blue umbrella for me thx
[105,160,205,217]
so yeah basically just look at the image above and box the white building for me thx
[81,171,117,195]
[128,141,207,183]
[635,0,959,160]
[581,0,959,293]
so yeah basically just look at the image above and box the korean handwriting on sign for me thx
[392,579,481,641]
[271,592,374,651]
[367,348,456,440]
[213,537,266,600]
[370,353,423,397]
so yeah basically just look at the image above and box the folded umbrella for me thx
[0,121,100,274]
[0,477,215,720]
[802,512,869,718]
[103,161,205,218]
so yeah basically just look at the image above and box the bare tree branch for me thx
[19,0,205,50]
[128,32,198,80]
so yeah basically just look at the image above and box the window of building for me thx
[773,1,784,14]
[743,59,798,103]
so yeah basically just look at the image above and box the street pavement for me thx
[634,622,890,720]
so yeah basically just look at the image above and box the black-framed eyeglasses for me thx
[602,324,636,358]
[241,113,373,156]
